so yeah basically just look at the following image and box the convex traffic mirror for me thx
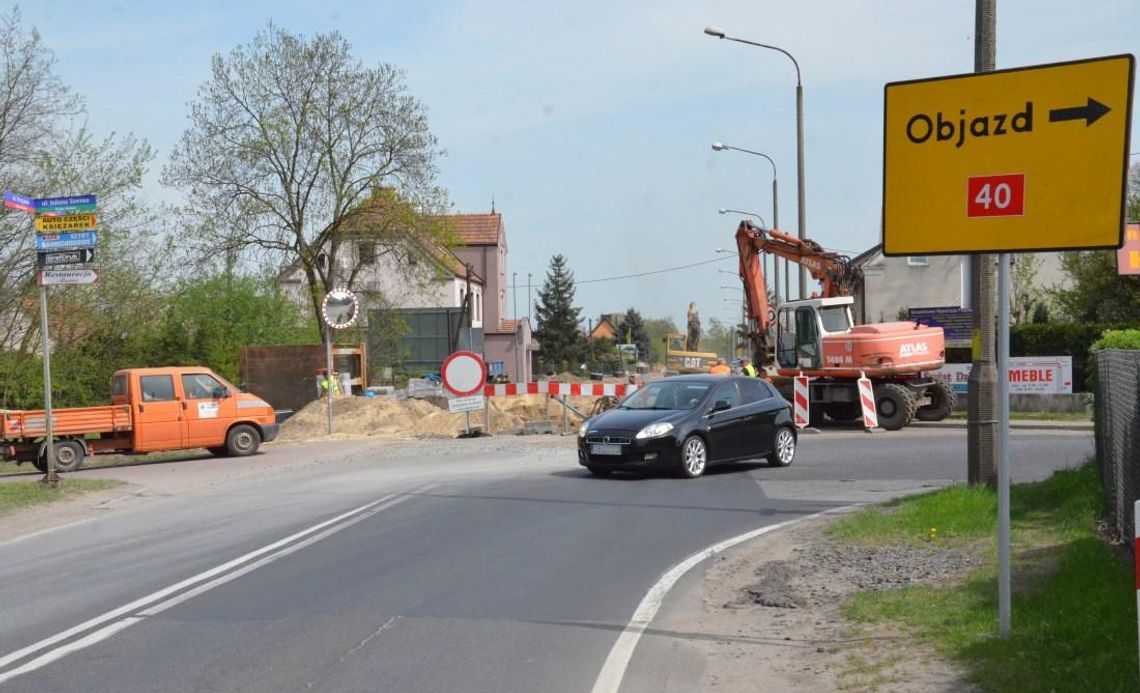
[321,288,360,329]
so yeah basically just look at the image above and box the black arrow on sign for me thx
[1048,97,1111,126]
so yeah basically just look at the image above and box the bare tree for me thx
[0,10,160,353]
[163,24,450,326]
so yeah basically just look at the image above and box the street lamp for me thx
[718,207,779,305]
[717,207,765,228]
[712,144,786,303]
[705,26,807,299]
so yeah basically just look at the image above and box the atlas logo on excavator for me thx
[898,342,931,357]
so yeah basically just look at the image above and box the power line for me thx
[505,255,737,290]
[576,256,733,285]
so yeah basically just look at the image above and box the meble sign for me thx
[882,54,1134,255]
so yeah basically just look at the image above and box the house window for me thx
[907,256,929,267]
[359,241,376,265]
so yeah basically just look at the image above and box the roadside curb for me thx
[910,420,1093,432]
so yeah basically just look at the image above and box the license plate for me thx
[590,443,622,456]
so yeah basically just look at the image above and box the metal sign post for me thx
[4,191,99,486]
[320,288,361,436]
[39,284,57,486]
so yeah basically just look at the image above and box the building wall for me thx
[279,246,483,328]
[854,250,1071,325]
[485,320,532,383]
[454,239,502,329]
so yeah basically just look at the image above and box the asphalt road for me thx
[0,427,1092,692]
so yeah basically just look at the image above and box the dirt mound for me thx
[276,394,603,442]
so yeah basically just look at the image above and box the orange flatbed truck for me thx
[1,366,280,473]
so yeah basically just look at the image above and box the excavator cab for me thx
[775,297,856,371]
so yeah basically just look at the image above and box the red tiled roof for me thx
[443,213,502,246]
[487,317,523,335]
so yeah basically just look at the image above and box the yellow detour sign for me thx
[883,54,1134,256]
[34,213,97,232]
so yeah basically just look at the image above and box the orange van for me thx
[1,366,279,472]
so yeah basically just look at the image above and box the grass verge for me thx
[828,462,1137,692]
[947,410,1092,421]
[0,479,124,516]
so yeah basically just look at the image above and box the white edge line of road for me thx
[0,487,431,685]
[591,504,862,693]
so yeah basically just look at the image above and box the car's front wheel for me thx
[679,435,708,479]
[766,427,796,467]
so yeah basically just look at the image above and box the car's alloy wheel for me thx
[767,427,795,467]
[680,435,707,478]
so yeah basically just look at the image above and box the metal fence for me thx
[1093,350,1140,550]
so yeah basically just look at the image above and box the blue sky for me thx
[23,1,1140,330]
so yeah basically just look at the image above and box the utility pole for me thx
[968,0,999,489]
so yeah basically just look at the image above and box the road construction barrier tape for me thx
[858,375,877,430]
[483,381,639,398]
[793,375,810,429]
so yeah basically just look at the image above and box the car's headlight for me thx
[636,422,674,439]
[578,421,589,437]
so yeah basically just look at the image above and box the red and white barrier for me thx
[483,381,638,398]
[793,375,810,429]
[858,375,877,429]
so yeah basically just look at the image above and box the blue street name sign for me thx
[35,194,97,211]
[3,191,35,213]
[35,231,97,251]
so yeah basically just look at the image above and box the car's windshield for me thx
[620,381,711,410]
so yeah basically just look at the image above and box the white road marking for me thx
[591,506,859,693]
[0,489,429,685]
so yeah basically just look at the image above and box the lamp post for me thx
[705,26,806,299]
[713,144,786,303]
[718,207,777,307]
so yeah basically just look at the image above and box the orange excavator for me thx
[734,220,955,429]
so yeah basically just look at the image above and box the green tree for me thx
[703,318,736,360]
[615,308,650,363]
[163,23,450,329]
[533,254,582,373]
[1010,253,1044,325]
[642,317,678,365]
[1127,161,1139,221]
[152,274,315,383]
[1051,251,1140,323]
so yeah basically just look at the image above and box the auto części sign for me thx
[34,213,96,232]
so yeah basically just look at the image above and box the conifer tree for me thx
[533,255,583,372]
[616,308,650,363]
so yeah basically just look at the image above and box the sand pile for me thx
[276,393,602,442]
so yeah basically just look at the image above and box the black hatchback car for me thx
[577,374,797,478]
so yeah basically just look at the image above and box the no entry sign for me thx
[441,351,487,397]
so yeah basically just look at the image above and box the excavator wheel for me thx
[915,381,957,422]
[874,383,917,431]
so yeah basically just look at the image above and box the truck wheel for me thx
[225,425,261,457]
[915,381,957,422]
[874,383,917,431]
[47,440,86,473]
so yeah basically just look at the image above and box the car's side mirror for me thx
[711,399,732,413]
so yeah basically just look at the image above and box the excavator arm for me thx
[734,220,863,366]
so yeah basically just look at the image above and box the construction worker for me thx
[318,369,341,398]
[741,358,758,377]
[709,358,731,375]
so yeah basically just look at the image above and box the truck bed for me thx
[0,405,133,440]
